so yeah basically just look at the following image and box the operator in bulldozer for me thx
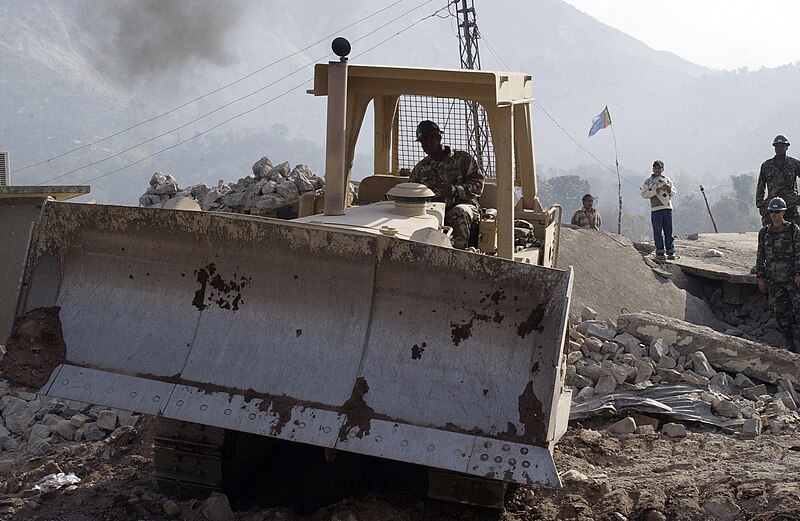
[410,120,485,249]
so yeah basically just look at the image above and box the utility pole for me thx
[454,0,492,176]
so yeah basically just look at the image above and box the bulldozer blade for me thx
[2,202,573,487]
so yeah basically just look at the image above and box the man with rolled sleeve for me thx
[756,134,800,226]
[410,120,485,249]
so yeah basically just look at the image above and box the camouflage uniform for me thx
[410,146,484,248]
[755,155,800,226]
[570,208,601,230]
[756,220,800,348]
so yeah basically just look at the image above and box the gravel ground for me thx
[2,415,800,521]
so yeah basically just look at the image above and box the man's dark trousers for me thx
[651,208,674,255]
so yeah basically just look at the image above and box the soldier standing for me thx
[755,135,800,226]
[410,120,485,249]
[755,197,800,352]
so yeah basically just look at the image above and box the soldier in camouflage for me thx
[755,135,800,226]
[410,120,485,249]
[755,197,800,352]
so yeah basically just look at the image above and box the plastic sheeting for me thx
[569,384,743,428]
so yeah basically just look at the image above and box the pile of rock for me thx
[138,155,329,215]
[0,389,140,463]
[566,307,800,436]
[704,285,786,346]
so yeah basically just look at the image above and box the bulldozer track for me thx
[153,418,226,498]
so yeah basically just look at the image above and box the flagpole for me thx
[609,123,622,234]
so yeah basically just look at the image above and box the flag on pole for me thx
[588,106,612,137]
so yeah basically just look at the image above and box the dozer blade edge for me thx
[1,201,573,486]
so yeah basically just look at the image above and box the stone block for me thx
[649,338,667,362]
[566,373,593,389]
[607,417,636,434]
[70,414,91,428]
[775,391,797,411]
[594,376,617,395]
[734,373,755,388]
[580,306,598,321]
[635,425,656,435]
[55,420,78,441]
[657,355,677,369]
[713,399,741,419]
[96,411,118,431]
[741,385,768,401]
[656,368,683,383]
[742,418,762,436]
[577,321,618,341]
[662,423,687,438]
[600,341,618,356]
[27,424,51,442]
[76,422,106,442]
[601,360,629,385]
[581,362,603,383]
[566,351,584,365]
[583,337,603,352]
[681,370,710,386]
[691,351,716,378]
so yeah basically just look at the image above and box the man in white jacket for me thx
[641,160,677,260]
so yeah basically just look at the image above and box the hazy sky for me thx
[562,0,800,70]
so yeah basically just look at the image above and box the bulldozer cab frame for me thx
[310,61,559,266]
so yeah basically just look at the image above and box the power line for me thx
[479,33,636,187]
[17,0,411,174]
[37,0,437,186]
[69,3,445,186]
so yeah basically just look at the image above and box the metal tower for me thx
[454,0,492,176]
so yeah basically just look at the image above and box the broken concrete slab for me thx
[617,312,800,386]
[556,228,723,329]
[671,233,757,284]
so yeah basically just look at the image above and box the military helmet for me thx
[773,134,790,146]
[416,120,442,141]
[768,197,787,212]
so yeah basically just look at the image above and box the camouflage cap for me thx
[653,160,664,169]
[768,197,787,212]
[416,120,442,141]
[773,134,790,146]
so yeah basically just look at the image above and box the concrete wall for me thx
[0,204,41,344]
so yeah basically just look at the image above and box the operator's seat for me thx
[357,175,409,204]
[357,174,497,207]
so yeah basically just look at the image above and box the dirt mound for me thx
[557,228,723,330]
[0,307,66,389]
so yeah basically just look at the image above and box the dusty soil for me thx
[3,417,800,521]
[0,308,66,390]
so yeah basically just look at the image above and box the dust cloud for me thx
[88,0,243,84]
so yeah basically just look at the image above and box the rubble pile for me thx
[0,389,140,484]
[138,156,328,215]
[703,283,786,346]
[566,306,800,436]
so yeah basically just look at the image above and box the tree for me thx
[538,175,591,221]
[710,173,761,232]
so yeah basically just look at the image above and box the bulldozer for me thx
[1,41,573,509]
